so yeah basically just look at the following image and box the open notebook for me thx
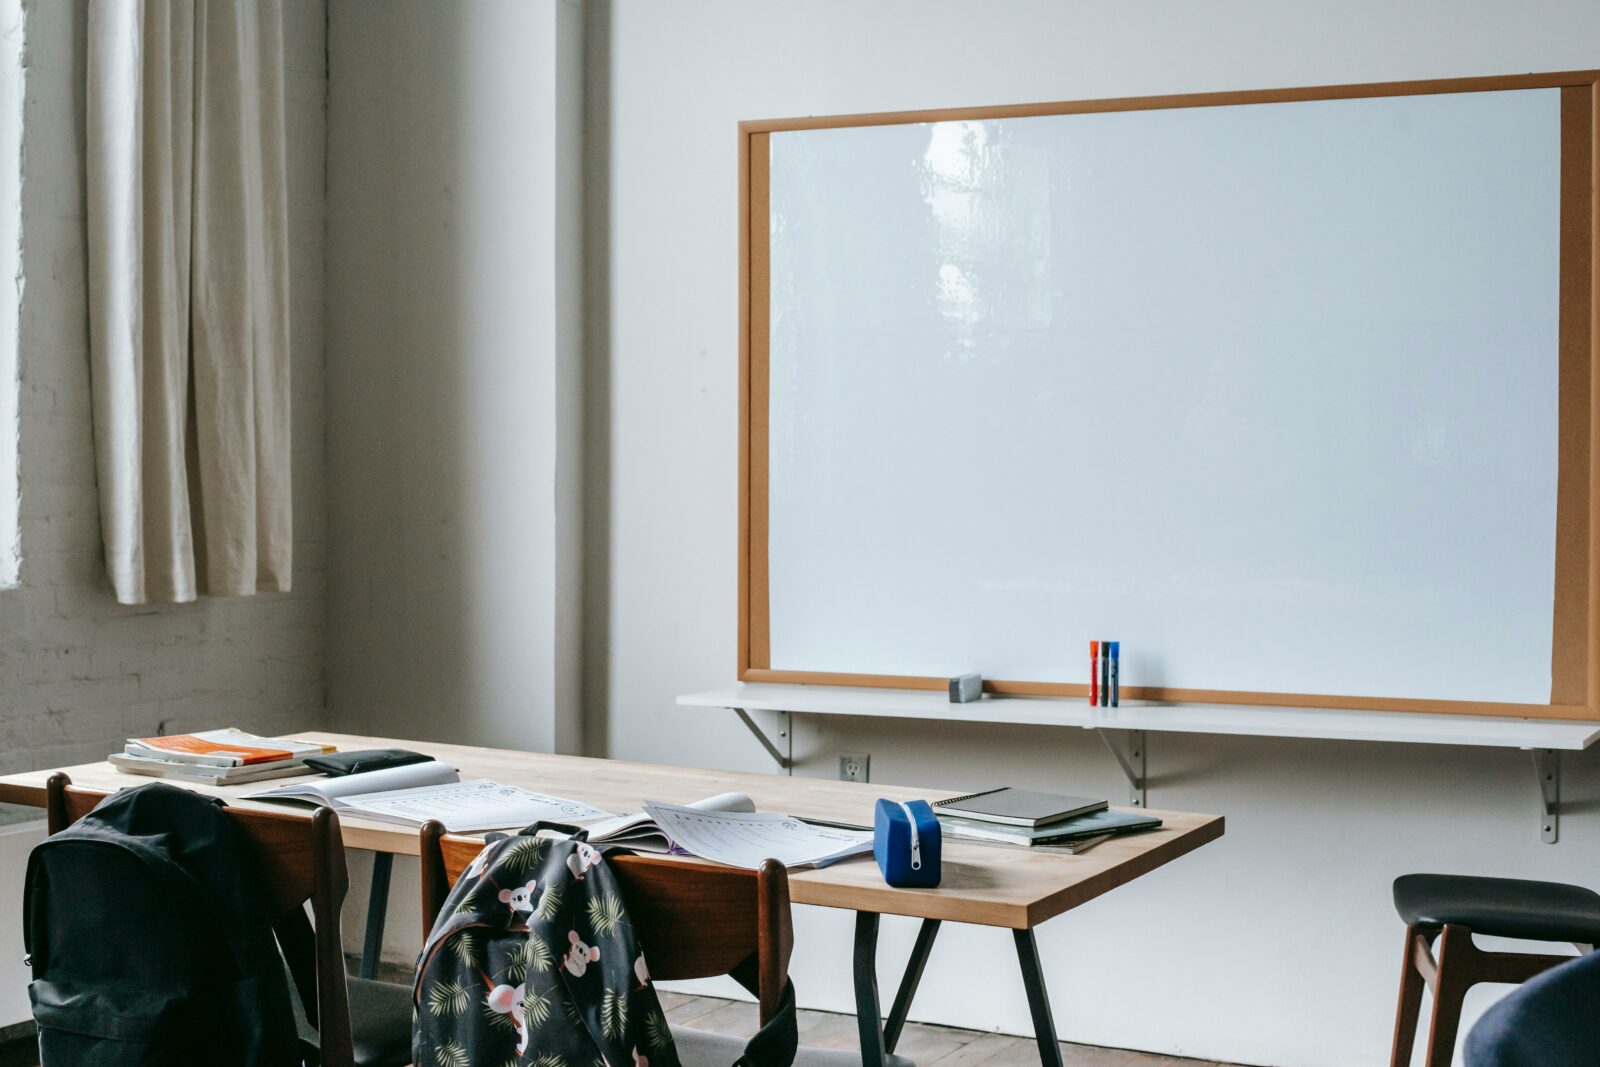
[640,800,871,870]
[250,772,871,869]
[580,791,754,851]
[245,762,611,833]
[583,793,870,869]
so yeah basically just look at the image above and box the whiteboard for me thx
[764,88,1564,705]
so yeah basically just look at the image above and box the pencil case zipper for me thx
[897,801,922,870]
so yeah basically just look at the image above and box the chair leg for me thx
[1423,925,1474,1067]
[1390,924,1431,1067]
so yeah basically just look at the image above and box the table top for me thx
[680,683,1600,751]
[0,731,1223,929]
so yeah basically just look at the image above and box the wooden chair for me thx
[1389,873,1600,1066]
[419,822,917,1067]
[45,774,412,1067]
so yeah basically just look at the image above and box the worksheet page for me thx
[644,801,872,869]
[338,780,612,832]
[584,792,755,852]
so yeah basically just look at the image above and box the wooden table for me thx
[0,731,1223,1066]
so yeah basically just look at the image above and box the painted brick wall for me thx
[0,0,328,797]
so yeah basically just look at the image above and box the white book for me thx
[109,752,314,785]
[245,759,462,806]
[246,763,613,833]
[124,728,333,770]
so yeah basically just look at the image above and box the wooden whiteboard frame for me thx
[738,71,1600,721]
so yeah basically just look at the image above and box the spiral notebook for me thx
[932,787,1107,828]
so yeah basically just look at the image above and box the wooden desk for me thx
[0,731,1223,1066]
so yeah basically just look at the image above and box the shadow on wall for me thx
[326,2,475,744]
[328,0,592,753]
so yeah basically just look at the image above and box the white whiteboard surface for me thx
[766,88,1562,705]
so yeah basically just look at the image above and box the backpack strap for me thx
[516,820,588,839]
[274,911,323,1067]
[729,956,799,1067]
[273,910,320,1028]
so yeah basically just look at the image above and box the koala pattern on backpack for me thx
[414,832,682,1067]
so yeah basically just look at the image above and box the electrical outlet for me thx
[838,752,870,783]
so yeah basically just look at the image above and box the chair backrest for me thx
[419,821,795,1024]
[45,773,356,1067]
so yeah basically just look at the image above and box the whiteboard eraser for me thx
[948,673,983,703]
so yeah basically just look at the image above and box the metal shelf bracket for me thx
[1097,729,1147,808]
[1533,748,1559,844]
[734,708,792,773]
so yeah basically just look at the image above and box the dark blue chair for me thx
[1464,949,1600,1065]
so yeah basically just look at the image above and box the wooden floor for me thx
[0,991,1241,1066]
[663,991,1239,1066]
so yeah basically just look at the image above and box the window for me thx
[0,0,20,588]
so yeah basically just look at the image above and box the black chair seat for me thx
[1393,874,1600,945]
[347,976,414,1067]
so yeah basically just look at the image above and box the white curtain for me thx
[85,0,290,605]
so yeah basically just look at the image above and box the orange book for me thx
[126,729,334,769]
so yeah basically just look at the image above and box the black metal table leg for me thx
[1014,928,1064,1067]
[854,911,888,1067]
[359,851,394,979]
[884,918,941,1052]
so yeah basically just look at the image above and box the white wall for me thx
[585,3,1600,1065]
[0,820,44,1031]
[0,0,20,591]
[0,0,328,792]
[325,0,584,756]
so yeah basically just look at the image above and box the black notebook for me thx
[932,787,1107,828]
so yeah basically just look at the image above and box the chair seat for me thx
[1393,874,1600,945]
[347,976,415,1067]
[673,1025,917,1067]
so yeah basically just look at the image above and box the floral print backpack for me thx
[414,826,800,1067]
[414,828,681,1067]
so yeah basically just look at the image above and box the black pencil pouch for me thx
[300,749,433,777]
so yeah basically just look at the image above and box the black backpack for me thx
[23,783,308,1067]
[414,825,798,1067]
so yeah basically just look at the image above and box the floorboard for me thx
[0,987,1241,1066]
[664,991,1237,1066]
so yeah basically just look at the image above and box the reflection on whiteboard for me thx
[767,88,1561,704]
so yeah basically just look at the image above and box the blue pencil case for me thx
[873,798,941,888]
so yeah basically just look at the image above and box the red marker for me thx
[1090,640,1100,706]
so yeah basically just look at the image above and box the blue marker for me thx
[1100,641,1110,706]
[1108,642,1120,707]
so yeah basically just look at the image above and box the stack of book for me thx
[111,729,337,786]
[933,787,1161,854]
